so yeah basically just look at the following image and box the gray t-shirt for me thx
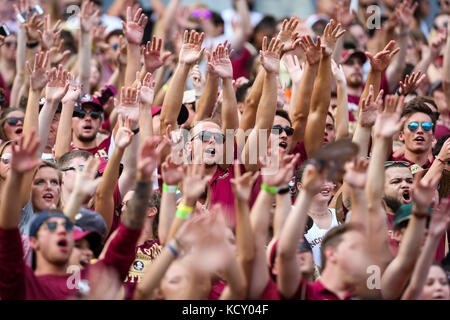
[19,200,38,236]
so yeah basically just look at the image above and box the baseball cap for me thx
[74,208,107,239]
[151,105,189,125]
[340,49,367,65]
[39,98,62,113]
[80,94,103,112]
[73,226,103,254]
[305,14,330,29]
[393,203,432,230]
[29,211,73,238]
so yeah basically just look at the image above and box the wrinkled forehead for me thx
[385,166,413,180]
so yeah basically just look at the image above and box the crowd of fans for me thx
[0,0,448,300]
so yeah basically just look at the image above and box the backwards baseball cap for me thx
[340,49,367,65]
[151,105,189,125]
[29,211,73,238]
[393,203,432,230]
[80,94,103,112]
[73,226,103,255]
[74,208,107,239]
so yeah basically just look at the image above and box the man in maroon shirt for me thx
[0,134,164,300]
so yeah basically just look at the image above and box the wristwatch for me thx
[277,186,290,195]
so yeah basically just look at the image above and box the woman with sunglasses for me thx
[0,107,25,143]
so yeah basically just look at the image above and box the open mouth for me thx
[43,193,54,201]
[432,293,445,300]
[402,190,411,203]
[320,190,331,196]
[83,125,93,131]
[57,239,68,250]
[80,258,90,267]
[414,137,425,142]
[279,141,288,150]
[15,128,23,134]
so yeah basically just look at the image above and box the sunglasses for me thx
[1,153,11,165]
[191,131,226,144]
[45,221,74,232]
[407,122,433,132]
[73,110,101,120]
[191,9,212,19]
[272,125,294,136]
[384,161,410,168]
[6,117,24,126]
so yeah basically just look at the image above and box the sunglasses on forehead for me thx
[45,221,74,232]
[73,110,101,120]
[191,131,226,144]
[385,161,410,168]
[272,125,294,136]
[6,117,24,126]
[407,122,433,132]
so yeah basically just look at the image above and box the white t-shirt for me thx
[304,208,340,268]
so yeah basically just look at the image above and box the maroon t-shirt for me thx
[389,152,434,170]
[70,134,112,161]
[259,277,281,300]
[435,123,450,141]
[285,278,355,300]
[0,222,141,300]
[123,239,162,300]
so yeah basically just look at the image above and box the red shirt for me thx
[389,153,434,169]
[208,280,227,300]
[231,45,254,80]
[123,239,162,300]
[0,223,141,300]
[70,134,112,161]
[259,277,281,300]
[286,278,355,300]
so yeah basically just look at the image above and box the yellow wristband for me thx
[177,204,193,213]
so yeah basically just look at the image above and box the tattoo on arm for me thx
[121,181,152,229]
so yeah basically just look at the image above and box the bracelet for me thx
[261,183,277,195]
[167,242,179,257]
[26,40,39,48]
[176,204,193,219]
[162,183,178,193]
[436,157,445,164]
[277,186,290,195]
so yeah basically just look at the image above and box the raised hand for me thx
[429,34,446,59]
[182,162,212,202]
[436,138,450,162]
[138,136,170,181]
[49,35,71,67]
[373,94,404,138]
[322,19,346,54]
[394,0,418,29]
[261,150,300,187]
[191,64,204,93]
[277,16,301,54]
[331,59,346,84]
[206,42,234,79]
[301,163,327,195]
[179,30,206,65]
[38,14,62,50]
[72,157,102,198]
[231,162,260,201]
[360,85,383,128]
[428,197,450,237]
[115,114,134,149]
[118,87,139,126]
[161,154,184,186]
[335,0,355,27]
[26,51,50,91]
[62,73,82,104]
[10,130,42,174]
[399,71,426,96]
[113,35,127,67]
[91,24,108,51]
[80,1,100,33]
[122,5,147,45]
[45,64,70,103]
[299,35,322,65]
[411,170,442,212]
[137,72,156,106]
[143,36,172,74]
[23,11,43,41]
[343,157,369,189]
[283,53,304,85]
[259,36,284,74]
[366,40,400,73]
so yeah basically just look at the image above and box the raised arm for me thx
[230,0,253,52]
[243,37,283,172]
[54,76,81,160]
[289,35,321,151]
[160,30,205,135]
[381,171,442,300]
[95,115,134,234]
[122,6,148,87]
[331,60,349,140]
[402,198,450,300]
[78,1,99,94]
[10,10,27,108]
[277,164,326,299]
[442,23,450,110]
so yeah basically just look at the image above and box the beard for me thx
[77,133,96,143]
[383,196,402,213]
